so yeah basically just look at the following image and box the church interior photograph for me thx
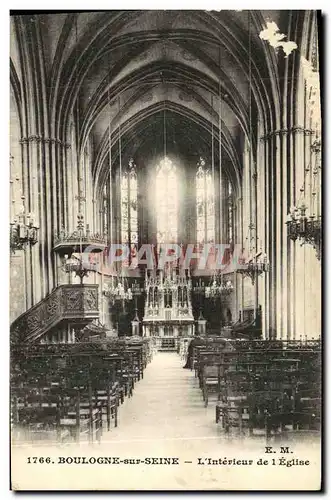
[10,9,321,466]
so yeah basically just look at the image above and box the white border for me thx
[2,3,330,498]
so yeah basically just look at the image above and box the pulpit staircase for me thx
[10,284,99,344]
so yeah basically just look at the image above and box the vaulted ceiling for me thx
[10,10,303,191]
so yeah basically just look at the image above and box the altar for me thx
[142,268,195,349]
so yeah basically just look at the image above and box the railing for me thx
[189,337,321,350]
[10,284,99,344]
[150,336,180,351]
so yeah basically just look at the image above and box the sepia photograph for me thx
[9,8,322,491]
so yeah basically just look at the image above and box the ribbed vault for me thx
[10,9,311,210]
[9,9,321,340]
[94,106,242,199]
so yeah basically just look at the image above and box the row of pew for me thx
[11,337,153,445]
[189,337,321,441]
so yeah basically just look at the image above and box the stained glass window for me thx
[155,157,178,244]
[121,158,138,253]
[196,157,215,244]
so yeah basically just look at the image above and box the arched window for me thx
[196,157,215,244]
[155,157,178,244]
[121,158,138,249]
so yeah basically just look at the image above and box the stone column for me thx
[20,138,33,309]
[259,125,321,340]
[257,135,266,337]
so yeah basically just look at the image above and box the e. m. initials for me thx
[265,447,293,454]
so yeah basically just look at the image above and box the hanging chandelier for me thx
[204,273,234,299]
[63,255,91,283]
[10,159,39,254]
[103,273,145,304]
[60,21,103,285]
[236,253,270,285]
[10,197,39,253]
[62,214,99,284]
[103,276,133,303]
[102,92,143,305]
[286,139,321,260]
[236,223,270,285]
[54,18,106,259]
[236,14,270,285]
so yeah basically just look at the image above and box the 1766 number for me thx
[27,457,53,464]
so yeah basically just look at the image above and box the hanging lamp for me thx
[236,11,269,284]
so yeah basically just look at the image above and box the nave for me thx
[11,335,321,445]
[9,10,322,491]
[11,347,321,491]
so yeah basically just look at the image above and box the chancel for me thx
[143,267,195,345]
[10,10,322,474]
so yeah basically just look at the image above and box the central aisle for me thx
[108,351,217,442]
[93,351,233,489]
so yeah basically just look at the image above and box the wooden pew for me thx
[192,338,321,441]
[11,387,70,443]
[11,339,155,444]
[58,387,102,444]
